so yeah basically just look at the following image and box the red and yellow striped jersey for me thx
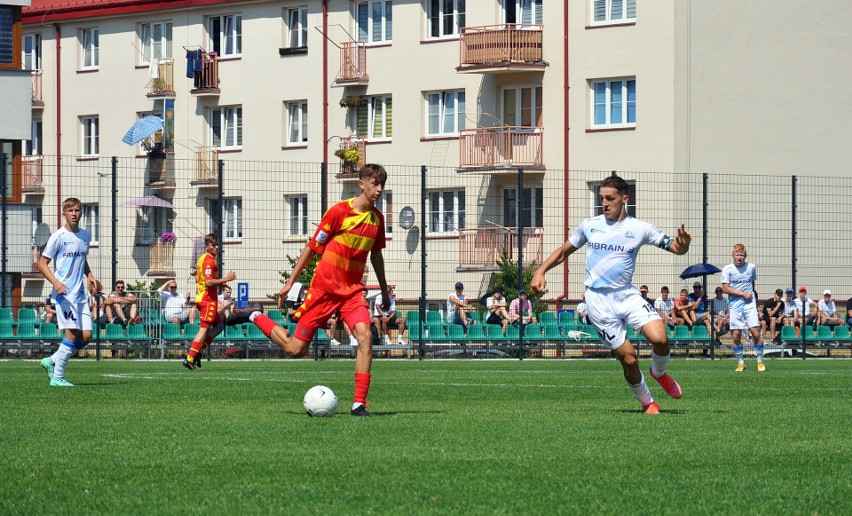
[195,252,218,303]
[308,198,385,296]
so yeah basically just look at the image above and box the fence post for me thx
[517,168,524,360]
[0,152,6,308]
[704,173,716,360]
[419,165,427,361]
[111,156,118,290]
[792,175,805,359]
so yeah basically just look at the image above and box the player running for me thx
[183,233,236,370]
[38,197,99,387]
[228,164,391,417]
[531,174,691,414]
[720,243,765,372]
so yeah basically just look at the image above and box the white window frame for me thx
[501,85,542,127]
[208,14,242,57]
[210,106,242,150]
[592,181,637,218]
[139,21,172,65]
[354,95,392,140]
[80,27,99,70]
[82,203,99,245]
[590,77,636,129]
[286,7,308,48]
[426,90,465,136]
[24,118,42,156]
[285,100,308,145]
[503,187,543,228]
[22,33,41,70]
[427,189,465,235]
[208,198,243,241]
[286,195,308,236]
[426,0,465,39]
[376,190,393,237]
[591,0,636,26]
[356,1,392,44]
[80,115,99,157]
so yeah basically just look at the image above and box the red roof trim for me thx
[23,0,236,23]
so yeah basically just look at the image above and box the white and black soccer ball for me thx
[303,385,338,417]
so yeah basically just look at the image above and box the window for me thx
[426,91,465,136]
[80,28,99,69]
[209,14,241,56]
[428,190,465,235]
[140,22,172,64]
[503,0,542,24]
[592,0,636,25]
[286,195,308,236]
[502,86,542,127]
[503,187,543,228]
[591,78,636,128]
[285,101,308,144]
[80,116,99,156]
[286,7,308,48]
[208,198,243,240]
[376,191,393,237]
[24,118,42,155]
[354,95,392,139]
[82,204,99,244]
[592,181,637,217]
[210,106,242,149]
[427,0,465,38]
[0,6,20,68]
[137,207,172,245]
[356,1,392,44]
[23,34,41,70]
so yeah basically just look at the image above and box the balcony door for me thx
[502,0,542,25]
[22,33,40,70]
[500,86,542,162]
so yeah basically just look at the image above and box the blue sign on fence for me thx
[237,282,249,309]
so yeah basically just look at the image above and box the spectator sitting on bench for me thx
[486,288,514,335]
[818,290,841,328]
[509,290,537,325]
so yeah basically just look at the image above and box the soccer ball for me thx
[303,385,338,417]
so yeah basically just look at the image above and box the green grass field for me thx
[2,358,850,515]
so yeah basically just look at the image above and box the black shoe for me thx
[350,404,373,417]
[225,303,264,326]
[182,357,196,371]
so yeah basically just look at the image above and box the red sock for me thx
[253,314,279,337]
[354,372,371,405]
[188,341,204,360]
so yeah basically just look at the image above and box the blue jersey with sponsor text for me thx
[569,215,672,291]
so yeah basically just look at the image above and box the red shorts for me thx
[292,289,370,343]
[197,299,221,328]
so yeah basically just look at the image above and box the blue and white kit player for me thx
[38,197,99,387]
[532,174,692,414]
[720,243,765,372]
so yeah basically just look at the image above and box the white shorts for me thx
[53,299,93,331]
[585,287,661,350]
[730,302,759,330]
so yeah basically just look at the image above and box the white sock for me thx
[351,402,364,411]
[650,352,669,377]
[249,311,260,322]
[51,345,74,379]
[628,374,654,406]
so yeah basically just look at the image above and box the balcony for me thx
[31,69,43,108]
[22,155,45,194]
[147,59,175,97]
[335,41,368,85]
[335,136,366,180]
[458,126,543,170]
[146,154,175,190]
[458,24,545,74]
[458,226,543,271]
[147,240,175,277]
[190,146,218,187]
[190,52,219,96]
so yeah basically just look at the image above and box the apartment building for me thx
[12,0,851,308]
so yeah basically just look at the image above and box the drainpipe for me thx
[561,4,570,302]
[54,23,62,225]
[322,1,329,169]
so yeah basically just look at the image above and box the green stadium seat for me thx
[17,307,38,324]
[467,311,481,325]
[557,310,575,326]
[405,310,420,328]
[161,322,183,341]
[446,324,466,342]
[543,324,562,341]
[692,326,711,342]
[0,322,14,339]
[126,323,150,341]
[506,324,520,340]
[780,325,799,342]
[539,312,557,327]
[524,323,543,341]
[408,324,422,340]
[268,309,285,325]
[672,325,691,343]
[0,307,13,325]
[246,323,267,340]
[183,323,201,339]
[425,311,444,326]
[833,326,851,343]
[425,323,446,341]
[17,322,38,339]
[39,322,59,339]
[225,324,248,340]
[105,323,126,341]
[485,324,506,341]
[814,325,834,344]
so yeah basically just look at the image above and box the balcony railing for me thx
[459,126,543,169]
[336,41,368,84]
[147,240,175,277]
[147,59,175,96]
[31,69,43,106]
[190,52,219,95]
[22,155,45,193]
[336,136,366,179]
[193,146,218,184]
[458,24,544,71]
[458,226,544,270]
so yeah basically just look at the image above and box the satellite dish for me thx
[34,223,51,248]
[399,206,415,230]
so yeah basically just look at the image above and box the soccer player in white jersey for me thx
[531,174,692,414]
[720,243,765,372]
[37,197,99,387]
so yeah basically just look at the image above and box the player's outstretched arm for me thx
[278,246,317,309]
[667,224,692,255]
[370,250,390,310]
[531,240,576,294]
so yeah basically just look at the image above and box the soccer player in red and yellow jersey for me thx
[183,233,236,370]
[228,164,391,416]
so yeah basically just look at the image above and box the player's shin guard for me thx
[628,374,654,407]
[650,351,670,377]
[755,344,765,362]
[733,345,745,363]
[354,372,371,405]
[51,339,76,379]
[253,314,279,338]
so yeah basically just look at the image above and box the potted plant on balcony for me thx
[339,95,368,108]
[159,231,176,244]
[334,146,361,174]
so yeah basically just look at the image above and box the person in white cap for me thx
[817,290,841,328]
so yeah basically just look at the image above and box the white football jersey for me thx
[720,262,756,311]
[42,226,91,303]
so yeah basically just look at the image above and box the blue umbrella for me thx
[679,263,722,280]
[121,115,164,146]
